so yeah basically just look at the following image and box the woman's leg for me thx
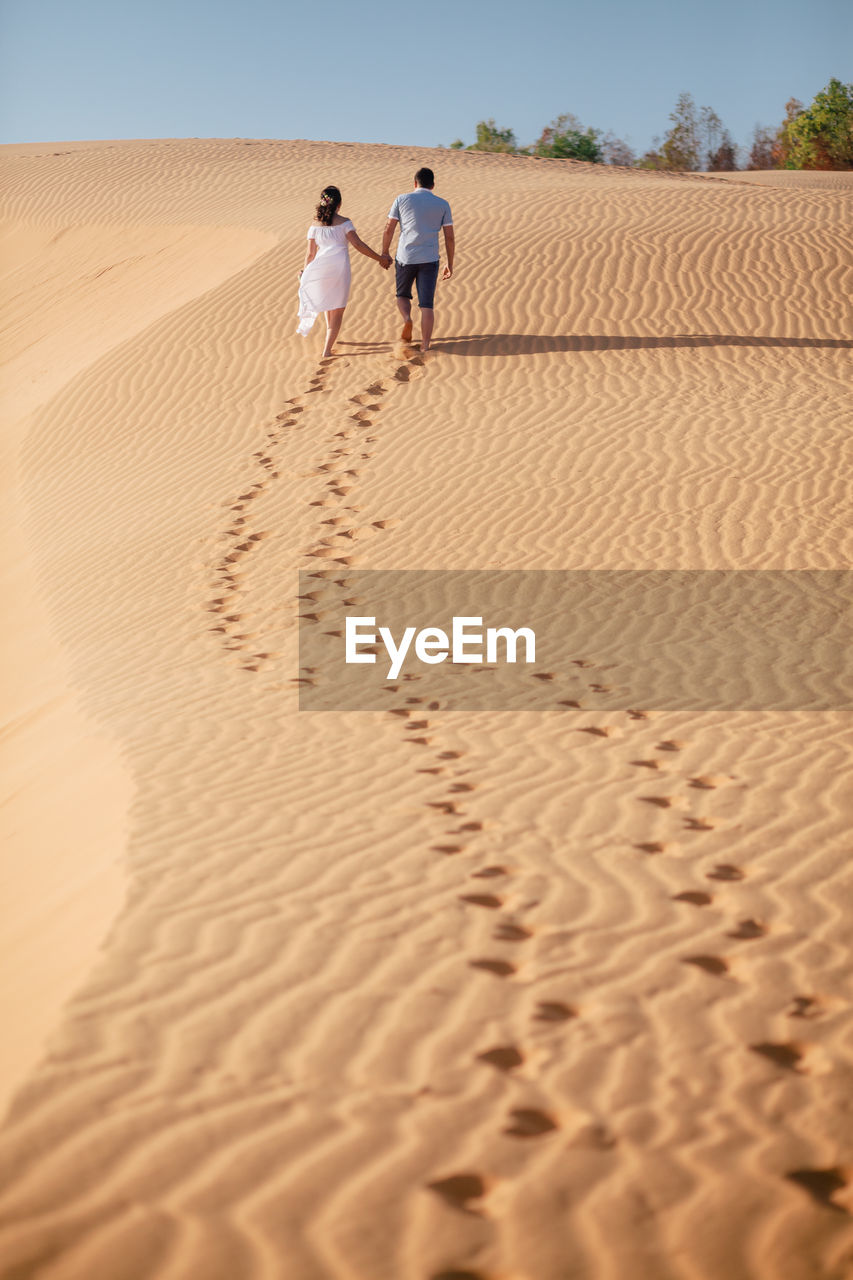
[323,308,346,358]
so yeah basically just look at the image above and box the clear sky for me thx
[1,0,849,157]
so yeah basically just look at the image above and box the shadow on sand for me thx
[341,333,852,358]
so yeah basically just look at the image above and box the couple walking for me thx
[296,166,454,358]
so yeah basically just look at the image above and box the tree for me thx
[785,78,853,169]
[661,92,700,170]
[772,97,804,168]
[449,138,465,150]
[469,119,517,153]
[636,139,667,170]
[533,113,603,162]
[708,129,738,170]
[747,125,776,170]
[603,134,636,166]
[699,105,723,166]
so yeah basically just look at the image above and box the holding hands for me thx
[379,252,392,270]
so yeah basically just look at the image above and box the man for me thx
[381,167,454,354]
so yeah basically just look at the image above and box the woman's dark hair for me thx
[315,185,342,225]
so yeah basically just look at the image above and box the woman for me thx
[297,185,385,358]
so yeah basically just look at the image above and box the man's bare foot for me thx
[401,321,413,342]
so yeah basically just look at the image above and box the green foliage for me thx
[784,78,853,169]
[771,97,804,168]
[636,146,667,170]
[533,113,603,162]
[469,119,517,153]
[448,81,853,173]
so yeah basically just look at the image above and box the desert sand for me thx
[0,138,851,1280]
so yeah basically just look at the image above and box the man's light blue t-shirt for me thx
[388,189,453,265]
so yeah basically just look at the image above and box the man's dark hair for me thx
[414,167,435,189]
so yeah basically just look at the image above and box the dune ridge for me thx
[0,138,851,1279]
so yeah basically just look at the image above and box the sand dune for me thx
[1,138,851,1280]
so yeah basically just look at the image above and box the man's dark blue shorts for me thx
[395,260,440,309]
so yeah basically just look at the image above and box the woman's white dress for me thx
[297,219,354,336]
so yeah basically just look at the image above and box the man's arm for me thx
[442,225,455,279]
[381,217,398,265]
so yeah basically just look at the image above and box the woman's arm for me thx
[300,240,318,278]
[346,228,383,264]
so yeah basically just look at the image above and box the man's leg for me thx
[396,295,413,342]
[419,308,434,352]
[395,261,415,341]
[415,262,440,352]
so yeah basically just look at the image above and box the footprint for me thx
[571,1123,618,1151]
[787,995,825,1020]
[685,817,715,831]
[534,1001,577,1023]
[469,959,515,978]
[631,759,661,770]
[432,845,464,856]
[727,918,767,940]
[672,891,713,906]
[635,841,667,855]
[641,795,677,809]
[504,1108,558,1138]
[430,1271,488,1280]
[471,866,508,879]
[657,740,686,752]
[749,1041,805,1072]
[707,864,745,882]
[476,1045,524,1072]
[682,955,729,976]
[459,894,503,910]
[426,1173,488,1216]
[785,1167,850,1213]
[493,922,532,942]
